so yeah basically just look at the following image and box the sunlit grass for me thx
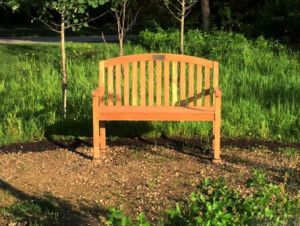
[0,31,299,145]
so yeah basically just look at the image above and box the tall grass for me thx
[0,30,299,145]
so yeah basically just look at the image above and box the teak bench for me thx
[92,53,222,163]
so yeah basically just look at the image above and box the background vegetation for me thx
[0,30,299,145]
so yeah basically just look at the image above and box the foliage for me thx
[139,29,300,141]
[0,30,299,144]
[106,209,150,226]
[256,0,300,39]
[106,171,299,225]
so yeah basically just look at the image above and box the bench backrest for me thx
[98,53,219,107]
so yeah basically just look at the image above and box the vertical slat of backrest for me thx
[156,60,162,106]
[115,64,121,106]
[123,63,129,106]
[99,61,105,106]
[164,61,170,106]
[189,63,194,106]
[172,61,178,105]
[212,61,219,106]
[148,61,154,106]
[132,61,138,106]
[140,61,146,106]
[196,64,202,106]
[107,66,114,106]
[204,66,210,106]
[213,61,219,87]
[180,61,186,106]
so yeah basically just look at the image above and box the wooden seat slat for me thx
[124,63,129,106]
[164,61,170,106]
[98,106,215,121]
[140,61,146,106]
[132,62,138,106]
[180,61,186,105]
[204,67,210,106]
[172,61,178,105]
[107,66,114,106]
[115,64,121,106]
[189,64,194,106]
[196,64,202,106]
[148,61,154,106]
[156,61,162,106]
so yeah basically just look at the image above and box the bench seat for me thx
[98,106,216,121]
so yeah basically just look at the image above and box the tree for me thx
[36,0,108,118]
[201,0,210,30]
[111,0,142,56]
[163,0,198,54]
[8,0,108,118]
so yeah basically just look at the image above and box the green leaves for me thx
[106,171,298,226]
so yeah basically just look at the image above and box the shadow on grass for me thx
[45,119,154,140]
[0,179,108,226]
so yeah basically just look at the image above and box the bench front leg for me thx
[93,92,100,159]
[99,122,106,151]
[213,90,222,163]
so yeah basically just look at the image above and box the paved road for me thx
[0,34,137,44]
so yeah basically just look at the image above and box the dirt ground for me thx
[0,137,299,225]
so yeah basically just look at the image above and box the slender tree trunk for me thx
[119,35,124,56]
[201,0,210,31]
[180,0,185,54]
[60,16,67,118]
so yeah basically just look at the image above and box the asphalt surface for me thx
[0,34,136,44]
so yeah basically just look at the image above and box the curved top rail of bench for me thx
[103,53,216,68]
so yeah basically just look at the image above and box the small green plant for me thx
[106,208,150,226]
[105,171,299,225]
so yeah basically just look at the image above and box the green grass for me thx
[0,31,299,145]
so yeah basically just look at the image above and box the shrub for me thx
[106,171,299,225]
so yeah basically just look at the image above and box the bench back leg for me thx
[212,114,221,163]
[93,119,100,159]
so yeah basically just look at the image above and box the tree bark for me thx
[119,35,124,56]
[180,0,185,54]
[60,16,67,118]
[201,0,210,31]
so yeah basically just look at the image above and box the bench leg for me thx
[99,121,106,150]
[93,118,100,159]
[212,117,221,163]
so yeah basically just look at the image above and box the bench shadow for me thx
[137,136,212,161]
[0,179,109,226]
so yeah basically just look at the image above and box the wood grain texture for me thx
[123,63,129,106]
[180,61,186,105]
[189,64,194,106]
[115,64,121,106]
[132,62,138,106]
[156,61,162,106]
[196,65,203,106]
[204,67,210,106]
[148,61,154,106]
[140,61,146,106]
[172,61,178,105]
[164,61,170,106]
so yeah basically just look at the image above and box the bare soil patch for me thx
[0,138,299,225]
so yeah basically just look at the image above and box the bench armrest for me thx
[92,87,103,97]
[213,88,222,98]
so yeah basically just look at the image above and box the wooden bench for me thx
[92,53,222,163]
